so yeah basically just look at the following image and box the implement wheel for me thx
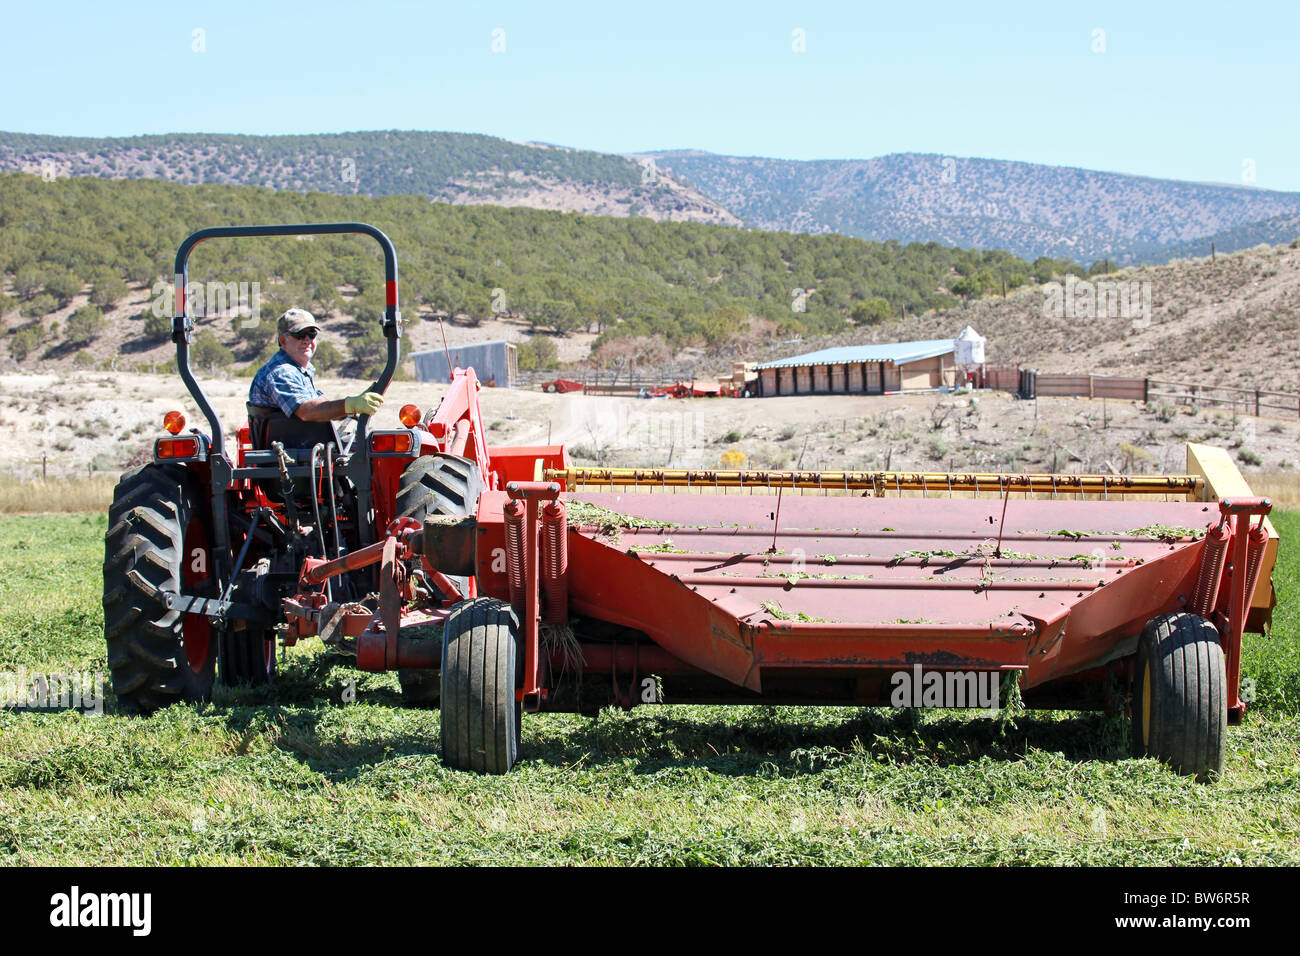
[1132,612,1227,781]
[440,598,523,774]
[103,464,217,714]
[394,453,484,707]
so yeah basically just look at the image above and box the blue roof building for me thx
[752,337,960,396]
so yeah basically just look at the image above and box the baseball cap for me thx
[277,308,319,336]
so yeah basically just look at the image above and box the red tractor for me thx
[106,222,1278,780]
[104,223,562,733]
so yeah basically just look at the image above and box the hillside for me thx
[645,150,1300,265]
[0,173,1032,375]
[9,131,1300,267]
[749,241,1300,393]
[0,131,739,228]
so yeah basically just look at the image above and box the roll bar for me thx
[171,222,401,453]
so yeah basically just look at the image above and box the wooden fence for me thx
[1148,380,1300,418]
[1020,371,1148,402]
[984,369,1298,418]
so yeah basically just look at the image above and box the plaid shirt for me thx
[248,349,322,417]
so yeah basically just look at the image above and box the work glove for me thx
[345,392,384,415]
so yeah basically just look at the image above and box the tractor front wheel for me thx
[1132,612,1227,781]
[394,453,484,707]
[103,464,218,714]
[440,598,523,773]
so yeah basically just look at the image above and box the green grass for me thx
[0,512,1297,866]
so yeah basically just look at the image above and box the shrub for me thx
[43,270,84,305]
[1118,442,1153,470]
[850,297,893,325]
[1238,448,1263,466]
[13,265,42,299]
[90,272,129,309]
[19,294,56,320]
[72,350,95,369]
[142,311,171,340]
[349,322,388,366]
[191,329,234,367]
[65,305,105,345]
[717,429,742,444]
[517,336,558,370]
[9,325,45,362]
[313,339,343,372]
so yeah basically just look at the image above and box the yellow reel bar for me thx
[544,467,1205,499]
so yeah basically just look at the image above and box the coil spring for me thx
[1192,521,1230,618]
[541,500,568,625]
[503,499,526,608]
[1242,521,1269,611]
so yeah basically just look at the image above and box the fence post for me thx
[1143,379,1149,403]
[1088,375,1094,400]
[1255,389,1260,417]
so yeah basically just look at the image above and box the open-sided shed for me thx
[753,338,958,396]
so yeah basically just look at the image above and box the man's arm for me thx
[294,397,349,422]
[294,391,384,421]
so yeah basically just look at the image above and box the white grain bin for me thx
[953,326,986,367]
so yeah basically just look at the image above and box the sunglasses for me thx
[289,329,319,341]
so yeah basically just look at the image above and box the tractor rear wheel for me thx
[1132,612,1227,781]
[103,463,218,714]
[394,454,484,707]
[440,598,523,773]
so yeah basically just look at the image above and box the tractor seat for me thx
[245,404,343,506]
[246,403,341,452]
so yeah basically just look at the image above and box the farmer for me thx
[249,309,384,421]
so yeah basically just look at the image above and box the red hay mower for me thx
[104,223,1280,779]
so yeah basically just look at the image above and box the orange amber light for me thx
[370,433,414,454]
[157,438,199,459]
[399,404,422,428]
[163,410,186,435]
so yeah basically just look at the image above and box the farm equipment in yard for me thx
[540,378,584,394]
[105,222,1281,781]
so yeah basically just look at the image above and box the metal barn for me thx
[411,340,518,387]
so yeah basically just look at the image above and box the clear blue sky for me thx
[4,0,1297,190]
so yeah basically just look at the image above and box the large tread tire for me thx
[1132,612,1227,781]
[394,454,484,707]
[219,628,276,687]
[103,464,217,715]
[440,598,523,773]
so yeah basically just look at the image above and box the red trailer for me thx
[540,378,584,393]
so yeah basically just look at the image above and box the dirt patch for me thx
[2,371,1294,490]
